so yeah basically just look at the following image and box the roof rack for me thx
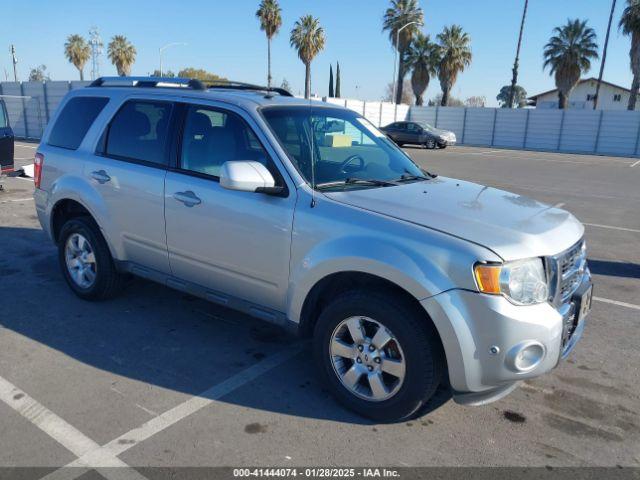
[207,80,293,97]
[87,76,294,97]
[89,76,206,90]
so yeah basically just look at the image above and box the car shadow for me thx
[588,258,640,280]
[0,226,451,425]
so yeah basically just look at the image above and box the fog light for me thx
[506,341,545,373]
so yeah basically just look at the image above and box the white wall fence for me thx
[323,97,410,129]
[3,82,639,157]
[0,81,90,140]
[325,97,640,157]
[407,106,640,157]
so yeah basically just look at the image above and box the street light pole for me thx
[392,21,418,120]
[159,42,187,77]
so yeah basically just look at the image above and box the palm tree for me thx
[256,0,282,89]
[406,32,439,106]
[64,34,91,81]
[290,15,326,99]
[436,25,472,106]
[107,35,137,76]
[543,19,599,109]
[620,0,640,110]
[508,0,529,108]
[383,0,424,104]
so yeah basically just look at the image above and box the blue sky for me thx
[2,0,634,106]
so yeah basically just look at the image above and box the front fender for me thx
[286,235,457,324]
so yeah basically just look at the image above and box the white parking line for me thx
[0,375,148,480]
[42,345,304,478]
[15,143,38,149]
[583,222,640,233]
[594,296,640,311]
[630,159,640,167]
[3,197,34,202]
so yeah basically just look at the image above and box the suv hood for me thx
[323,177,584,261]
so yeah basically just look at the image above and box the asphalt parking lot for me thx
[0,142,639,473]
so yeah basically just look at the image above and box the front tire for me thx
[58,216,125,300]
[313,290,444,422]
[425,138,437,149]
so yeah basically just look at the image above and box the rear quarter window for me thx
[47,97,109,150]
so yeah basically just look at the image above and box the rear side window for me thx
[0,101,8,128]
[48,97,109,150]
[105,100,173,165]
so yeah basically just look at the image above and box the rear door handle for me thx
[173,190,201,207]
[90,170,111,184]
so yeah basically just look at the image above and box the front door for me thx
[84,98,175,274]
[0,101,14,173]
[164,103,295,311]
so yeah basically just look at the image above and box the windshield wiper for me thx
[397,173,430,182]
[395,168,437,182]
[316,177,398,189]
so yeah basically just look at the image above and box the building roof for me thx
[528,77,631,100]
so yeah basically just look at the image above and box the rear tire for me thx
[313,289,444,422]
[58,216,125,301]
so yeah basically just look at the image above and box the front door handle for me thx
[173,190,201,207]
[90,170,111,184]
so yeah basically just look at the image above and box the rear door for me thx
[0,100,14,174]
[405,122,422,144]
[85,98,176,274]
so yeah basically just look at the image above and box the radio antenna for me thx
[309,91,317,208]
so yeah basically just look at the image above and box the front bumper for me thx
[421,271,591,404]
[438,137,456,146]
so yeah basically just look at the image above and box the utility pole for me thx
[594,0,617,110]
[508,0,528,108]
[10,44,18,82]
[89,27,103,80]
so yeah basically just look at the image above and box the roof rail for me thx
[88,76,206,90]
[207,80,293,97]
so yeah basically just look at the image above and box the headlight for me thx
[474,258,549,305]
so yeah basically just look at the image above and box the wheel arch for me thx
[297,271,443,347]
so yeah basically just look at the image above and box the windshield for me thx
[262,106,425,189]
[421,123,435,131]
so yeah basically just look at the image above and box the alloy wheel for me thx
[64,233,97,289]
[329,316,406,402]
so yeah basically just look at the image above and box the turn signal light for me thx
[474,264,502,294]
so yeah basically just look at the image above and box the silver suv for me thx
[34,77,592,422]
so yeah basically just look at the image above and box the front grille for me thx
[557,240,587,302]
[550,238,587,351]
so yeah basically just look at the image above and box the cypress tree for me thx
[329,64,334,97]
[335,62,341,98]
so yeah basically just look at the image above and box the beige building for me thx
[529,77,637,110]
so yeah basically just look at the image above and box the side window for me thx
[0,101,7,128]
[105,100,173,165]
[395,123,406,131]
[48,97,109,150]
[180,106,269,178]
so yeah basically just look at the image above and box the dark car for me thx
[380,121,456,149]
[0,99,15,174]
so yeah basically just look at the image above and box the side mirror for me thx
[220,161,283,195]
